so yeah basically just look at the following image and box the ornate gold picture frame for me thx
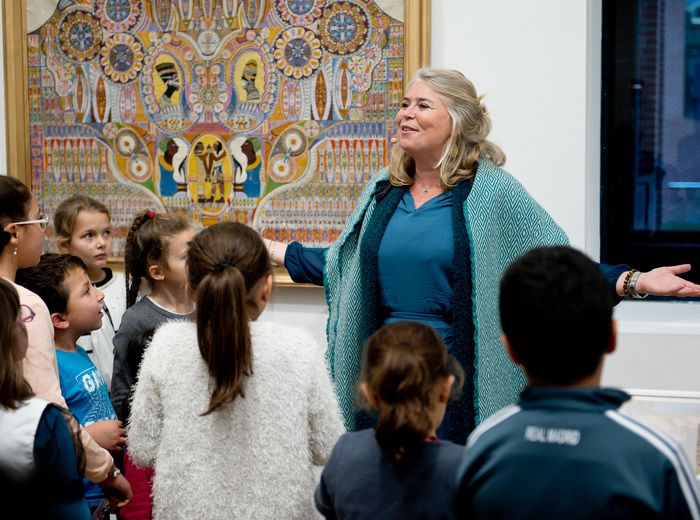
[3,0,429,286]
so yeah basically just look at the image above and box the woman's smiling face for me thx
[395,80,452,165]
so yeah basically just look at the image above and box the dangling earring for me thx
[13,246,17,256]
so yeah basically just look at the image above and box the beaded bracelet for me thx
[622,269,637,298]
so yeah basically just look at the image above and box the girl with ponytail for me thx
[110,209,192,520]
[316,321,465,520]
[128,222,343,520]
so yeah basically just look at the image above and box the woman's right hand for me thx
[261,237,288,266]
[85,419,127,451]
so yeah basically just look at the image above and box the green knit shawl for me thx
[324,160,569,431]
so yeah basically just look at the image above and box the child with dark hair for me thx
[128,222,343,520]
[0,278,90,519]
[110,210,194,421]
[455,246,700,519]
[315,320,465,519]
[54,195,126,389]
[17,253,126,514]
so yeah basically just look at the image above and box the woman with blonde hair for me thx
[263,68,700,443]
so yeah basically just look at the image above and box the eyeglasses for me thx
[12,212,49,232]
[18,304,35,323]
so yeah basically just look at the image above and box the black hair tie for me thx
[215,259,234,272]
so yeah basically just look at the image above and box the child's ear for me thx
[56,240,71,253]
[50,312,70,331]
[148,262,165,281]
[359,383,379,410]
[259,274,273,305]
[438,375,455,404]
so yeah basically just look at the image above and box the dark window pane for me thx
[602,0,700,285]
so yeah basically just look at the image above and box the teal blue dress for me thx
[377,190,455,347]
[286,190,456,349]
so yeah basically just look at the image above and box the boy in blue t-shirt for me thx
[455,246,700,520]
[17,254,126,511]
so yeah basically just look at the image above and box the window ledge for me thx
[614,300,700,336]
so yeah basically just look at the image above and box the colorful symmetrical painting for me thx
[27,0,406,255]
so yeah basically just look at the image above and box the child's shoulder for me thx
[251,321,321,351]
[8,279,47,309]
[154,319,195,337]
[149,320,196,352]
[56,345,96,370]
[328,429,376,459]
[140,321,196,369]
[465,404,523,450]
[97,268,125,292]
[120,296,160,322]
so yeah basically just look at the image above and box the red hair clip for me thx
[147,210,155,219]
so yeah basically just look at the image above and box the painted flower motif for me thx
[115,128,139,156]
[318,2,368,55]
[95,0,142,33]
[269,153,296,182]
[304,120,321,138]
[275,0,326,26]
[352,72,370,91]
[100,33,145,83]
[283,128,306,156]
[273,27,322,79]
[58,10,103,62]
[127,155,151,182]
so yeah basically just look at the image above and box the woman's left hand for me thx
[635,264,700,297]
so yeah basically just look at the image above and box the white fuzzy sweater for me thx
[128,320,344,520]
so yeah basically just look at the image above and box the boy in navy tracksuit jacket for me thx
[455,246,700,520]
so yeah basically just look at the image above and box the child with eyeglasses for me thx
[0,176,132,507]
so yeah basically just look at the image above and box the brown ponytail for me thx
[124,210,190,307]
[0,279,32,409]
[187,222,271,416]
[361,321,464,468]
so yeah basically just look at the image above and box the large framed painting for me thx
[2,0,430,284]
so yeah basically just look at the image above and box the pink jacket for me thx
[120,449,154,520]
